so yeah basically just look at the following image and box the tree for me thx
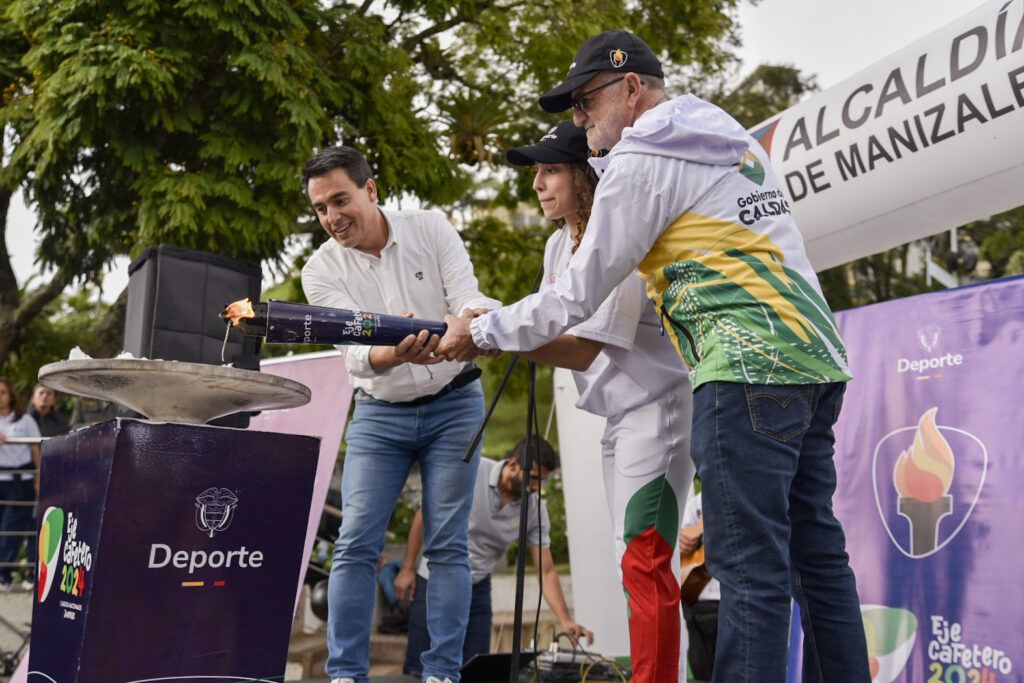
[968,207,1024,278]
[709,63,818,129]
[0,0,749,371]
[0,287,107,396]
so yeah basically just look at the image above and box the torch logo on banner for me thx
[872,406,987,559]
[893,408,954,556]
[195,487,239,538]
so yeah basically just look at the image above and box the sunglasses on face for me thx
[571,76,625,113]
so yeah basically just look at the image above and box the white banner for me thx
[751,0,1024,269]
[552,368,630,658]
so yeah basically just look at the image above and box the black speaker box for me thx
[124,245,262,427]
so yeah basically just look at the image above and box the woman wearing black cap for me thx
[506,120,696,683]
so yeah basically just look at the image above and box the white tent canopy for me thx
[750,0,1024,270]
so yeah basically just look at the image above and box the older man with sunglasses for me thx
[439,30,870,683]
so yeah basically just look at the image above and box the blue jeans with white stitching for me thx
[690,381,869,683]
[325,382,482,683]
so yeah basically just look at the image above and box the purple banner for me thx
[788,276,1024,682]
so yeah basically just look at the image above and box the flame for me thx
[893,407,955,502]
[222,298,256,326]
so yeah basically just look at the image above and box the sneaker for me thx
[20,579,34,592]
[425,677,453,683]
[0,580,12,593]
[330,679,355,683]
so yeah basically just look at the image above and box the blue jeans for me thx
[0,479,35,583]
[326,382,483,683]
[690,382,869,683]
[405,575,493,677]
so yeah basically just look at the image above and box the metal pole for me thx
[509,361,537,683]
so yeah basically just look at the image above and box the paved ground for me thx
[0,587,32,671]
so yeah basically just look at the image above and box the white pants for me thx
[601,388,695,683]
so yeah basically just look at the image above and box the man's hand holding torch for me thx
[367,312,445,370]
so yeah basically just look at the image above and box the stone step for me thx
[287,632,329,680]
[286,631,410,680]
[370,631,409,665]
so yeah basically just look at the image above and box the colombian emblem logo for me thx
[195,487,239,538]
[872,407,987,558]
[609,49,627,68]
[862,605,917,683]
[917,323,941,352]
[37,506,65,603]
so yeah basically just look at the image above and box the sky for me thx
[5,0,992,298]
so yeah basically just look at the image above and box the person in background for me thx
[396,438,592,677]
[0,378,40,592]
[376,555,410,635]
[679,478,719,682]
[28,385,69,437]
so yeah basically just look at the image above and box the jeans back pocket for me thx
[744,384,814,443]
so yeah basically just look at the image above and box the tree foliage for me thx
[0,287,106,396]
[969,207,1024,278]
[710,63,818,129]
[0,0,748,370]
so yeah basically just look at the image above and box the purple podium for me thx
[30,359,317,682]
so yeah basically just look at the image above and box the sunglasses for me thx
[571,76,625,113]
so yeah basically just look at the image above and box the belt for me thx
[370,365,482,408]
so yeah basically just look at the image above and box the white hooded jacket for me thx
[473,95,850,388]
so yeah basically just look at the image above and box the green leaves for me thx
[3,0,748,283]
[0,0,749,370]
[5,0,339,276]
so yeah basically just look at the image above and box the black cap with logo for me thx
[539,30,664,113]
[505,120,591,166]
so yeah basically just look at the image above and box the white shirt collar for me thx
[489,459,506,490]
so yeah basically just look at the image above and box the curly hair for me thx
[553,162,600,253]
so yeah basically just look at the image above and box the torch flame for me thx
[222,298,256,326]
[893,407,955,502]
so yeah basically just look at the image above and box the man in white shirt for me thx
[301,146,500,683]
[437,30,869,683]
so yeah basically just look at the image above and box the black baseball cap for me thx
[505,120,591,166]
[539,30,664,113]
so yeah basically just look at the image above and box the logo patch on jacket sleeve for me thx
[738,150,766,186]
